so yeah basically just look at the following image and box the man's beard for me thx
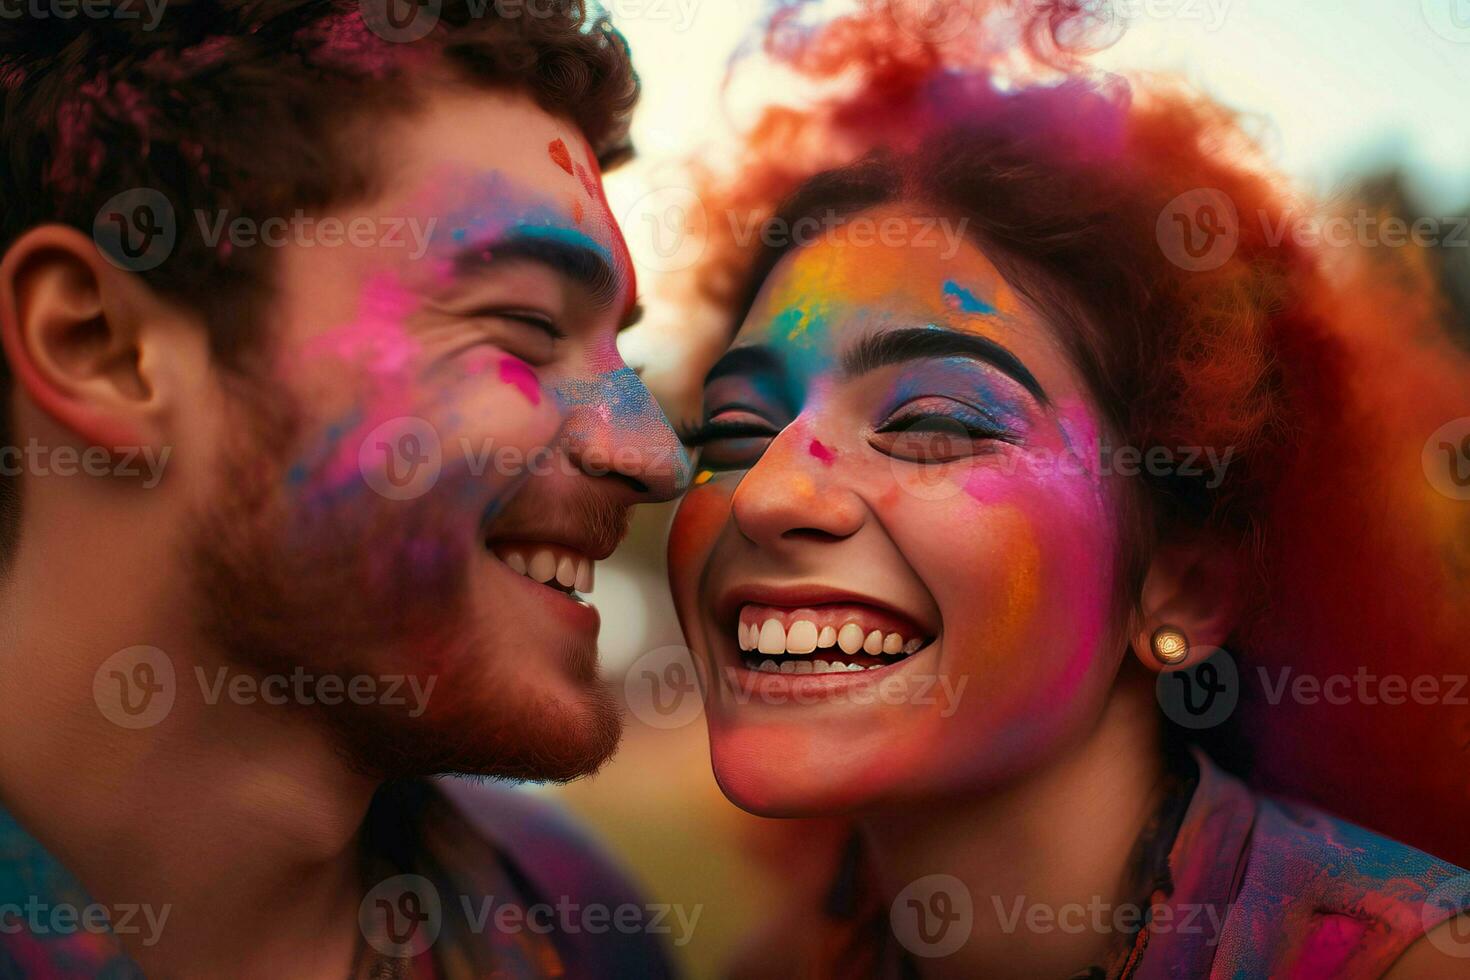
[186,381,622,782]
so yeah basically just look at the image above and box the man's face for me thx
[192,87,688,781]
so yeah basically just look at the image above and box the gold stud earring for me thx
[1150,625,1190,665]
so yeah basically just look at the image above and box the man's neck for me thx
[859,666,1169,980]
[0,531,379,978]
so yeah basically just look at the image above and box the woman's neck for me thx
[858,663,1169,980]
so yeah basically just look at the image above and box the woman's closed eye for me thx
[870,397,1013,463]
[683,407,781,470]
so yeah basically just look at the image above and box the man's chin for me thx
[326,674,625,783]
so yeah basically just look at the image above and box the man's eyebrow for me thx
[703,344,789,387]
[841,327,1049,405]
[451,231,622,309]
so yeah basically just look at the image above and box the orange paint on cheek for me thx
[981,504,1043,654]
[667,486,729,576]
[547,137,574,175]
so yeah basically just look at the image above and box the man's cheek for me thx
[434,352,564,502]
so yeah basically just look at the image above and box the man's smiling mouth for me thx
[487,541,596,600]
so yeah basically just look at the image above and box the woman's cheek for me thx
[668,478,732,592]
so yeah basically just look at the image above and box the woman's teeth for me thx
[735,606,929,674]
[739,619,924,656]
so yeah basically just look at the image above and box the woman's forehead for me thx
[739,220,1023,343]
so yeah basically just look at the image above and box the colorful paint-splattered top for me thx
[1130,748,1470,979]
[0,778,675,979]
[793,748,1470,980]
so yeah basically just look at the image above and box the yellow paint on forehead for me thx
[753,229,1024,339]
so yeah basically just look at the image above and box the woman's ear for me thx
[1129,536,1244,673]
[0,225,173,451]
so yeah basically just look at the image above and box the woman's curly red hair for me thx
[683,5,1470,952]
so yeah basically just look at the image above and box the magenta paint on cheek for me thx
[498,356,541,405]
[303,273,420,376]
[294,273,424,493]
[809,439,837,464]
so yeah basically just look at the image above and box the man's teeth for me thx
[494,546,595,594]
[738,617,926,659]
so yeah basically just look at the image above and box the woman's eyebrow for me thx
[840,327,1049,405]
[703,344,788,386]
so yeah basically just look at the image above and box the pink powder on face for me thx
[303,273,421,376]
[498,356,541,405]
[297,273,425,492]
[809,439,837,464]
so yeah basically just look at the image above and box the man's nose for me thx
[556,364,691,502]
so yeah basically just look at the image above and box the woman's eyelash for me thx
[680,419,778,447]
[875,408,1006,439]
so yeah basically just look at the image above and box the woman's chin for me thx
[708,725,896,818]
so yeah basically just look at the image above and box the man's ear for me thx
[1129,536,1244,673]
[0,225,175,451]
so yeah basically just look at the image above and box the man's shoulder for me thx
[432,778,632,895]
[425,776,678,979]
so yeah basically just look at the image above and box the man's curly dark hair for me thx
[0,0,640,557]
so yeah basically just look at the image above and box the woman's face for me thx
[668,205,1131,816]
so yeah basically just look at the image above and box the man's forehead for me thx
[372,91,636,308]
